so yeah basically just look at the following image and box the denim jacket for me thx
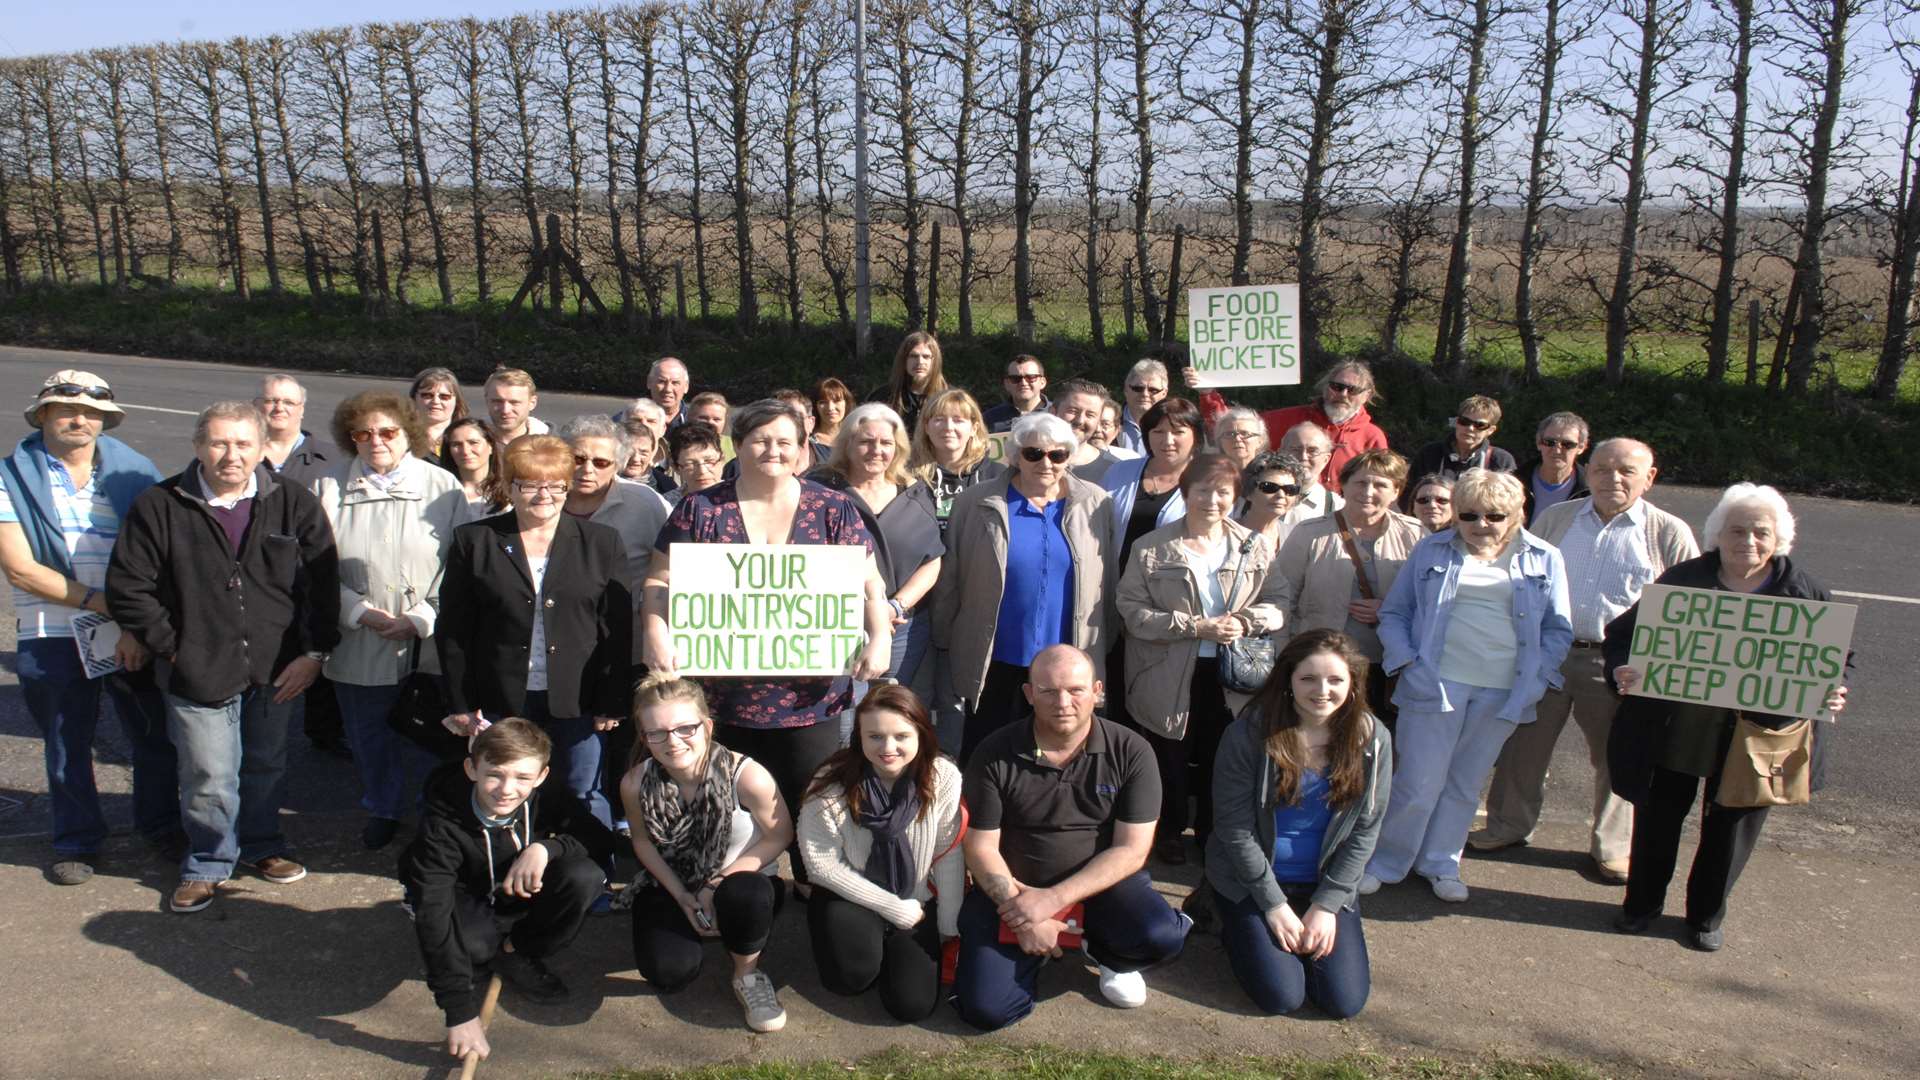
[1378,528,1572,723]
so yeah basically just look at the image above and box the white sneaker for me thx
[1430,877,1470,903]
[732,971,787,1032]
[1096,963,1148,1008]
[1357,873,1383,896]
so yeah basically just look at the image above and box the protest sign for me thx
[1625,584,1856,719]
[668,543,869,676]
[983,431,1011,466]
[1186,283,1302,389]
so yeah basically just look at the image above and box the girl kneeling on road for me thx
[1206,629,1392,1018]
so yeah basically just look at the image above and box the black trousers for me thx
[448,854,604,979]
[715,721,843,886]
[631,871,786,992]
[807,887,944,1021]
[1623,765,1771,933]
[961,660,1031,765]
[302,674,344,747]
[1140,658,1233,847]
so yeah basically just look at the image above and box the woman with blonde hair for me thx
[410,367,468,464]
[620,673,793,1031]
[866,331,949,438]
[1363,468,1571,903]
[911,387,1007,534]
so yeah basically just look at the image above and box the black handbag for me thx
[385,641,467,759]
[1218,535,1277,694]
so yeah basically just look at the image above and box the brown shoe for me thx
[1594,856,1630,885]
[244,856,308,884]
[170,880,218,913]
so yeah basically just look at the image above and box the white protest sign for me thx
[1625,584,1856,719]
[668,543,869,677]
[982,430,1012,467]
[1186,283,1302,388]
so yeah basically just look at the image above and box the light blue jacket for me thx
[1378,528,1573,723]
[1099,455,1185,554]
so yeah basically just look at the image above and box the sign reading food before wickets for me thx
[1625,584,1856,719]
[1186,283,1302,388]
[668,543,869,677]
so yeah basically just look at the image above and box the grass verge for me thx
[3,282,1916,503]
[571,1044,1611,1080]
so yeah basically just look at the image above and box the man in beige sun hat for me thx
[1,369,180,887]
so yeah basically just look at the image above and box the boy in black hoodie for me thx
[401,719,615,1063]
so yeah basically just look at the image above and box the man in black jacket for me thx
[107,402,340,915]
[402,719,615,1065]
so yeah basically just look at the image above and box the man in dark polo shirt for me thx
[955,645,1190,1030]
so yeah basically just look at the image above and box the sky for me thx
[0,2,584,57]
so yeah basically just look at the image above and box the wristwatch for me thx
[304,650,331,663]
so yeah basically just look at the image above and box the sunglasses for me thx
[1326,380,1368,395]
[351,426,403,443]
[1455,511,1509,523]
[41,382,115,402]
[1538,437,1581,451]
[1021,446,1071,464]
[643,721,705,746]
[1005,372,1045,383]
[1454,417,1494,432]
[1127,384,1166,396]
[1254,481,1301,496]
[1414,495,1452,506]
[573,454,617,470]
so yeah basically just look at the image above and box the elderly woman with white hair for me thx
[1213,406,1270,473]
[1602,483,1850,952]
[1361,468,1572,903]
[929,410,1114,759]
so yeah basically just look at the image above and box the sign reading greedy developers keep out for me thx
[1186,283,1302,389]
[668,543,869,677]
[1625,584,1856,719]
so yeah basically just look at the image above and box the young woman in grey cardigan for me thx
[1205,629,1392,1018]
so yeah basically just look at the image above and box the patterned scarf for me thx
[634,746,738,891]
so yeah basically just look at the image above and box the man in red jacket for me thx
[1194,360,1389,487]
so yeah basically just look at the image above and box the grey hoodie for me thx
[1204,709,1393,915]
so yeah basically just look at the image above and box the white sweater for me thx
[798,756,966,937]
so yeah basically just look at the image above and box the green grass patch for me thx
[3,281,1916,502]
[570,1044,1611,1080]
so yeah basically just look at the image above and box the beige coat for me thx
[1118,517,1286,739]
[311,455,473,686]
[1273,511,1424,647]
[929,472,1114,707]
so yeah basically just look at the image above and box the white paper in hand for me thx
[70,612,124,679]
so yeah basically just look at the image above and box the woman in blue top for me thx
[1206,629,1392,1018]
[1363,468,1572,903]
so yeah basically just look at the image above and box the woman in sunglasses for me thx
[1117,451,1286,866]
[1272,449,1424,724]
[1362,468,1571,903]
[311,391,475,849]
[929,411,1114,761]
[441,435,634,835]
[1408,474,1455,534]
[1236,449,1310,557]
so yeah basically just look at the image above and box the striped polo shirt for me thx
[0,458,120,639]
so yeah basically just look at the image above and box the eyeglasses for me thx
[351,426,402,444]
[259,397,303,408]
[1414,495,1452,507]
[40,383,115,402]
[1254,481,1301,496]
[1454,417,1494,432]
[1220,429,1262,442]
[1020,446,1071,464]
[643,721,704,745]
[678,455,723,472]
[416,390,457,402]
[1538,437,1581,451]
[573,454,617,470]
[512,480,569,497]
[1326,381,1368,396]
[1005,372,1045,383]
[1127,384,1167,397]
[1455,511,1509,523]
[1290,445,1331,459]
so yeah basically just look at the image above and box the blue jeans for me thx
[18,638,179,855]
[165,686,293,882]
[1214,884,1371,1018]
[890,610,931,686]
[332,681,437,821]
[954,869,1190,1031]
[523,692,612,829]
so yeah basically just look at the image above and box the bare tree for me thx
[383,23,454,304]
[498,16,547,260]
[1428,0,1508,376]
[618,4,670,324]
[1696,0,1759,381]
[690,0,774,330]
[233,39,284,293]
[27,59,78,282]
[927,0,989,335]
[262,37,322,296]
[1514,0,1585,379]
[79,49,144,281]
[444,18,495,301]
[674,12,714,319]
[138,48,185,283]
[808,10,853,330]
[1002,0,1069,342]
[774,0,818,331]
[874,0,928,328]
[311,29,373,297]
[1875,8,1920,399]
[175,43,248,296]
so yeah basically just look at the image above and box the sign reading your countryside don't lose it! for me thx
[668,543,869,677]
[1625,584,1856,719]
[1186,283,1302,389]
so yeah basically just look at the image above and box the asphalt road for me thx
[0,343,1915,856]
